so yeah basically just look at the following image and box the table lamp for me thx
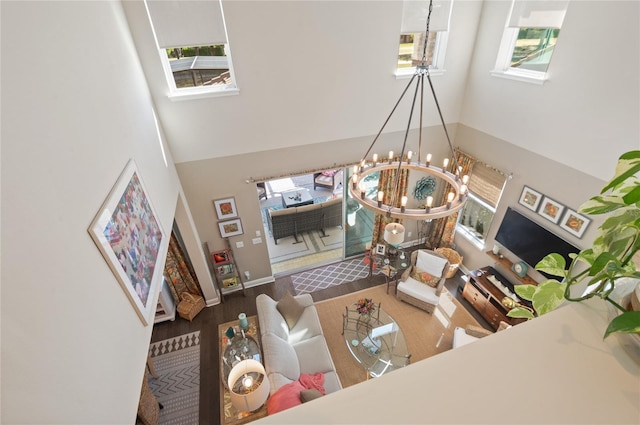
[384,222,405,256]
[228,359,270,412]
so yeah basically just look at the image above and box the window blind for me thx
[468,163,507,208]
[401,0,453,33]
[145,0,227,49]
[508,0,569,29]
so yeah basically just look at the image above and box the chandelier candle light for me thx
[348,0,467,238]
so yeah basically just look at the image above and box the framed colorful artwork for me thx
[222,276,239,288]
[518,186,542,212]
[538,196,565,224]
[217,263,234,275]
[559,208,591,238]
[88,159,166,326]
[212,249,230,264]
[218,218,244,238]
[213,197,238,220]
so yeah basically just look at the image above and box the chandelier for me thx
[348,0,467,233]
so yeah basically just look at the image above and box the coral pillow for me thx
[412,267,439,288]
[266,381,305,415]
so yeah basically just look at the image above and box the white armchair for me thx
[396,249,449,314]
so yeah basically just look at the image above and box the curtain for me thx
[427,148,476,248]
[371,166,409,246]
[164,231,203,303]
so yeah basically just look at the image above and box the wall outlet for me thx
[244,271,250,280]
[407,231,412,238]
[252,237,262,244]
[255,230,261,237]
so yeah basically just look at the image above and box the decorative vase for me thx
[238,313,249,331]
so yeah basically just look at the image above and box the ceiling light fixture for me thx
[349,0,467,227]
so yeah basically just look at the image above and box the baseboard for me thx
[244,276,275,288]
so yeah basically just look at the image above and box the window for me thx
[396,0,452,77]
[492,0,568,84]
[456,163,507,248]
[144,0,238,99]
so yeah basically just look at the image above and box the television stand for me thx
[462,266,527,330]
[485,251,538,286]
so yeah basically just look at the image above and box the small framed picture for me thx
[519,186,542,212]
[222,276,238,288]
[217,263,234,275]
[375,243,386,256]
[213,197,238,220]
[559,208,591,238]
[212,250,230,264]
[538,196,565,224]
[218,218,244,238]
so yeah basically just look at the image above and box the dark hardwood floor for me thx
[150,263,490,424]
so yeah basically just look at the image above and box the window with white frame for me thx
[491,0,568,84]
[456,163,507,248]
[396,0,453,77]
[144,0,237,99]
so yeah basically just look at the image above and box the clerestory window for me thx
[144,0,238,100]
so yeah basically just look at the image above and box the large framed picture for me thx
[218,218,244,238]
[559,208,591,238]
[518,186,542,212]
[88,159,166,326]
[213,197,238,220]
[538,196,565,224]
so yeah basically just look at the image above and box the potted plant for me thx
[508,151,640,339]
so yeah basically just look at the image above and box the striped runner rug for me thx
[148,331,200,425]
[291,257,381,295]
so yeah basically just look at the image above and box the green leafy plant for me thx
[508,151,640,338]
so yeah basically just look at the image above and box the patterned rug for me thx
[148,331,200,425]
[291,257,382,295]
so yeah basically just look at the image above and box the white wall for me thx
[1,1,183,423]
[460,0,640,181]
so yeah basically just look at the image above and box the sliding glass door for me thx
[344,167,378,258]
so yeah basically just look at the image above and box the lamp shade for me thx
[228,359,270,412]
[384,223,405,246]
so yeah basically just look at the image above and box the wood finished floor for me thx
[150,267,490,424]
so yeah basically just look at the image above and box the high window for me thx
[492,0,568,84]
[144,0,237,99]
[396,0,453,77]
[456,163,507,248]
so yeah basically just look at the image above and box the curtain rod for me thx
[244,161,359,184]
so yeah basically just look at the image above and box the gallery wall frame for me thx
[212,249,230,264]
[376,243,386,256]
[538,196,565,224]
[559,208,591,239]
[213,197,238,220]
[218,218,244,238]
[88,159,166,326]
[518,186,542,212]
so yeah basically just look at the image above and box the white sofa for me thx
[256,293,342,396]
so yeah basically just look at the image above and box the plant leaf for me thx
[507,307,535,320]
[604,311,640,338]
[535,253,567,278]
[514,284,537,301]
[623,185,640,205]
[531,280,567,316]
[580,196,626,215]
[601,151,640,194]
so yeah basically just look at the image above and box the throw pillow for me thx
[266,381,305,415]
[276,291,305,329]
[412,267,440,288]
[300,389,323,403]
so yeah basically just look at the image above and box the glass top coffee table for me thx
[342,306,410,378]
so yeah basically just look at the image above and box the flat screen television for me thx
[495,207,579,278]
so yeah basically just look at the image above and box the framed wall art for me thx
[213,197,238,220]
[376,243,386,256]
[218,218,244,238]
[538,196,565,224]
[559,208,591,238]
[88,159,166,326]
[518,186,542,212]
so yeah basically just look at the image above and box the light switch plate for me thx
[236,241,244,248]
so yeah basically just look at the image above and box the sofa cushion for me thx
[416,250,448,277]
[397,277,440,305]
[256,294,289,340]
[277,291,305,329]
[411,267,439,287]
[262,333,301,381]
[293,335,336,375]
[287,305,324,344]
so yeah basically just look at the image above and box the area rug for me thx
[314,284,482,388]
[147,331,200,425]
[291,257,380,295]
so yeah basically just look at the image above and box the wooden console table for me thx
[462,267,527,330]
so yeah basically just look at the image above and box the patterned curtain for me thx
[164,231,203,303]
[427,149,476,248]
[371,166,409,246]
